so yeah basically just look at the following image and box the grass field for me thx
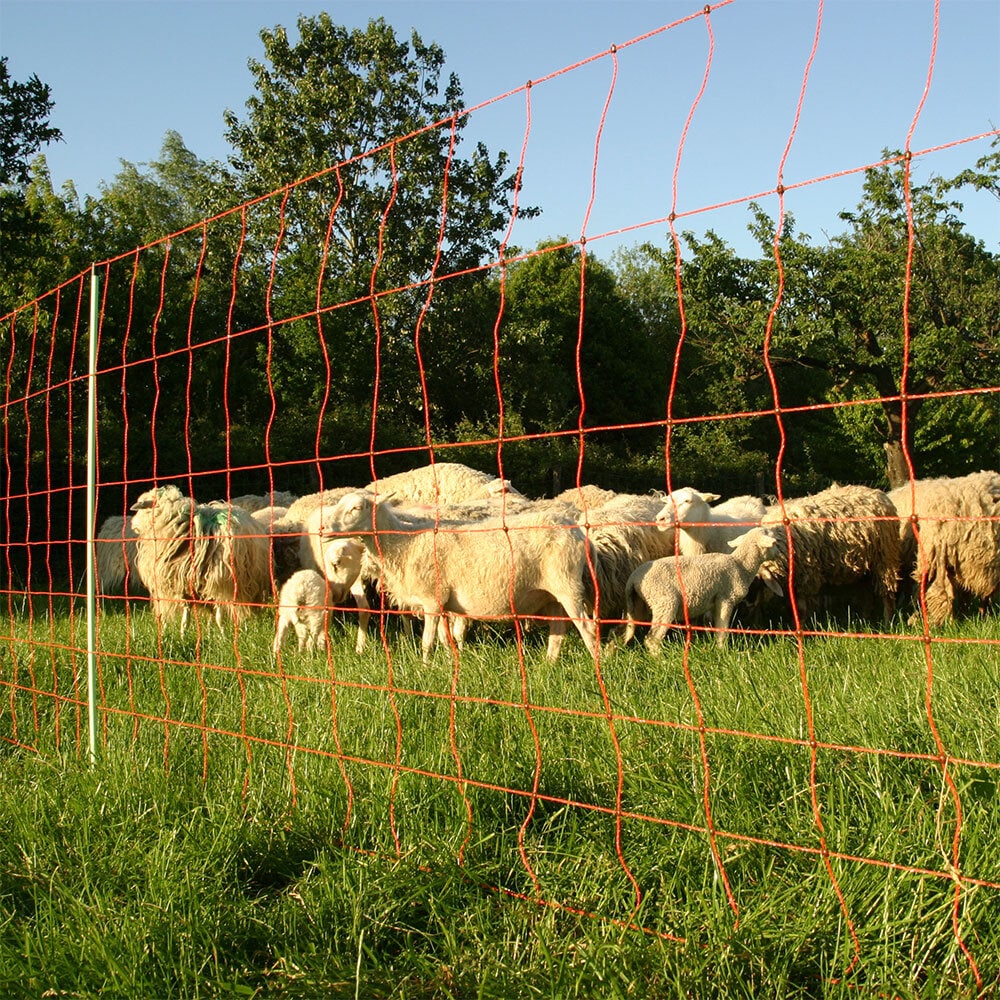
[1,600,998,998]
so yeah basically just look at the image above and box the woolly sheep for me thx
[576,492,678,630]
[94,514,144,596]
[552,484,619,514]
[756,483,900,623]
[273,569,329,654]
[309,493,547,652]
[130,485,272,631]
[656,489,767,557]
[320,536,372,654]
[888,470,1000,625]
[366,462,522,506]
[230,490,299,514]
[285,486,358,525]
[621,526,779,651]
[321,491,597,663]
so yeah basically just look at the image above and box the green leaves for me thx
[0,56,61,187]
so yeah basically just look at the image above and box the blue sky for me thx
[3,0,998,261]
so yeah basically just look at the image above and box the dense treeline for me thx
[2,19,998,586]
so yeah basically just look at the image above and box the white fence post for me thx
[86,265,99,763]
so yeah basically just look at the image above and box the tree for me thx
[219,15,534,468]
[0,56,61,187]
[796,154,999,486]
[609,147,1000,494]
[0,57,64,316]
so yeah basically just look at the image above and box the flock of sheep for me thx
[95,463,1000,658]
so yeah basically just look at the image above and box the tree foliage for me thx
[3,22,997,540]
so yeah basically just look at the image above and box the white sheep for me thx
[130,485,272,631]
[552,484,619,514]
[230,490,299,514]
[576,492,679,630]
[309,493,547,653]
[656,489,766,557]
[273,569,329,654]
[366,462,521,506]
[756,483,901,623]
[321,491,597,663]
[888,470,1000,625]
[94,514,144,596]
[621,526,779,651]
[319,536,372,653]
[286,486,359,526]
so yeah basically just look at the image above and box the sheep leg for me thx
[644,622,667,655]
[713,599,736,648]
[421,611,442,663]
[273,615,291,655]
[546,615,568,661]
[620,612,637,647]
[550,591,598,661]
[436,613,466,651]
[350,578,370,654]
[450,614,467,651]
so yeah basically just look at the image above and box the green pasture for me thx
[1,601,997,998]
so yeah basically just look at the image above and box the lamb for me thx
[130,485,272,631]
[366,461,521,506]
[620,526,779,651]
[656,489,767,557]
[273,569,329,654]
[888,470,1000,625]
[575,492,679,630]
[94,514,144,596]
[321,491,597,663]
[755,483,901,623]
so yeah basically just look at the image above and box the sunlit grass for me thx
[1,600,998,997]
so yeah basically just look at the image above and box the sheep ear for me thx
[762,577,784,596]
[376,490,398,505]
[702,492,722,503]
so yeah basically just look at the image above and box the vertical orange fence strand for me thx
[897,0,982,991]
[759,0,863,979]
[664,3,743,929]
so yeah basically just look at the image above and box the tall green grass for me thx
[1,601,998,998]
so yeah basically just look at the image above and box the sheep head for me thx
[322,537,364,587]
[733,528,783,595]
[728,526,778,555]
[655,487,721,531]
[130,484,185,512]
[130,484,189,532]
[322,491,382,536]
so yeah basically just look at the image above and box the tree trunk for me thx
[883,439,911,489]
[881,395,921,488]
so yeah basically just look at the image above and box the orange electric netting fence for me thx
[2,1,998,992]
